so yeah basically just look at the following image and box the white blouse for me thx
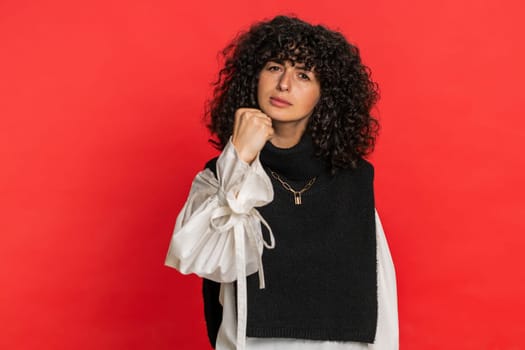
[165,139,399,350]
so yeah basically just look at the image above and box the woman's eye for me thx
[268,65,281,71]
[298,72,310,80]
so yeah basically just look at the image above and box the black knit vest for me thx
[204,133,377,344]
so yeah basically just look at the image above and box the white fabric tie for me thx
[210,196,275,350]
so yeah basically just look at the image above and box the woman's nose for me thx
[277,70,291,91]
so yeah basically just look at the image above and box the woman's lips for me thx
[270,97,292,107]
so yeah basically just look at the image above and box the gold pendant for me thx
[294,193,302,205]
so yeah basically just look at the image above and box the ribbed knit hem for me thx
[246,326,375,343]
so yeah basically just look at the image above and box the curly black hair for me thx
[206,15,380,171]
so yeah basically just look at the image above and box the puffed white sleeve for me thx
[164,138,275,284]
[369,209,399,349]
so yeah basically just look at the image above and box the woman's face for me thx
[257,60,321,126]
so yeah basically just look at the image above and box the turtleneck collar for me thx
[259,133,326,180]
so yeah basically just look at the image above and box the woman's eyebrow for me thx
[295,65,313,72]
[266,60,313,72]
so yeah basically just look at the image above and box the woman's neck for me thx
[269,119,308,148]
[260,131,325,180]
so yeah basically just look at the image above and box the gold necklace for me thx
[269,169,317,205]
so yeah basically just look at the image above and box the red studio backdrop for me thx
[1,0,524,349]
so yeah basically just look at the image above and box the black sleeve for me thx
[204,157,219,177]
[202,278,223,348]
[202,157,222,348]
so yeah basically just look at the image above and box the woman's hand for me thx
[231,108,274,164]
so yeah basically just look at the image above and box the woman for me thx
[165,15,398,350]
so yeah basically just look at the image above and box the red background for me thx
[1,0,524,349]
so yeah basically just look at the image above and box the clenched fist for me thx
[231,108,274,164]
